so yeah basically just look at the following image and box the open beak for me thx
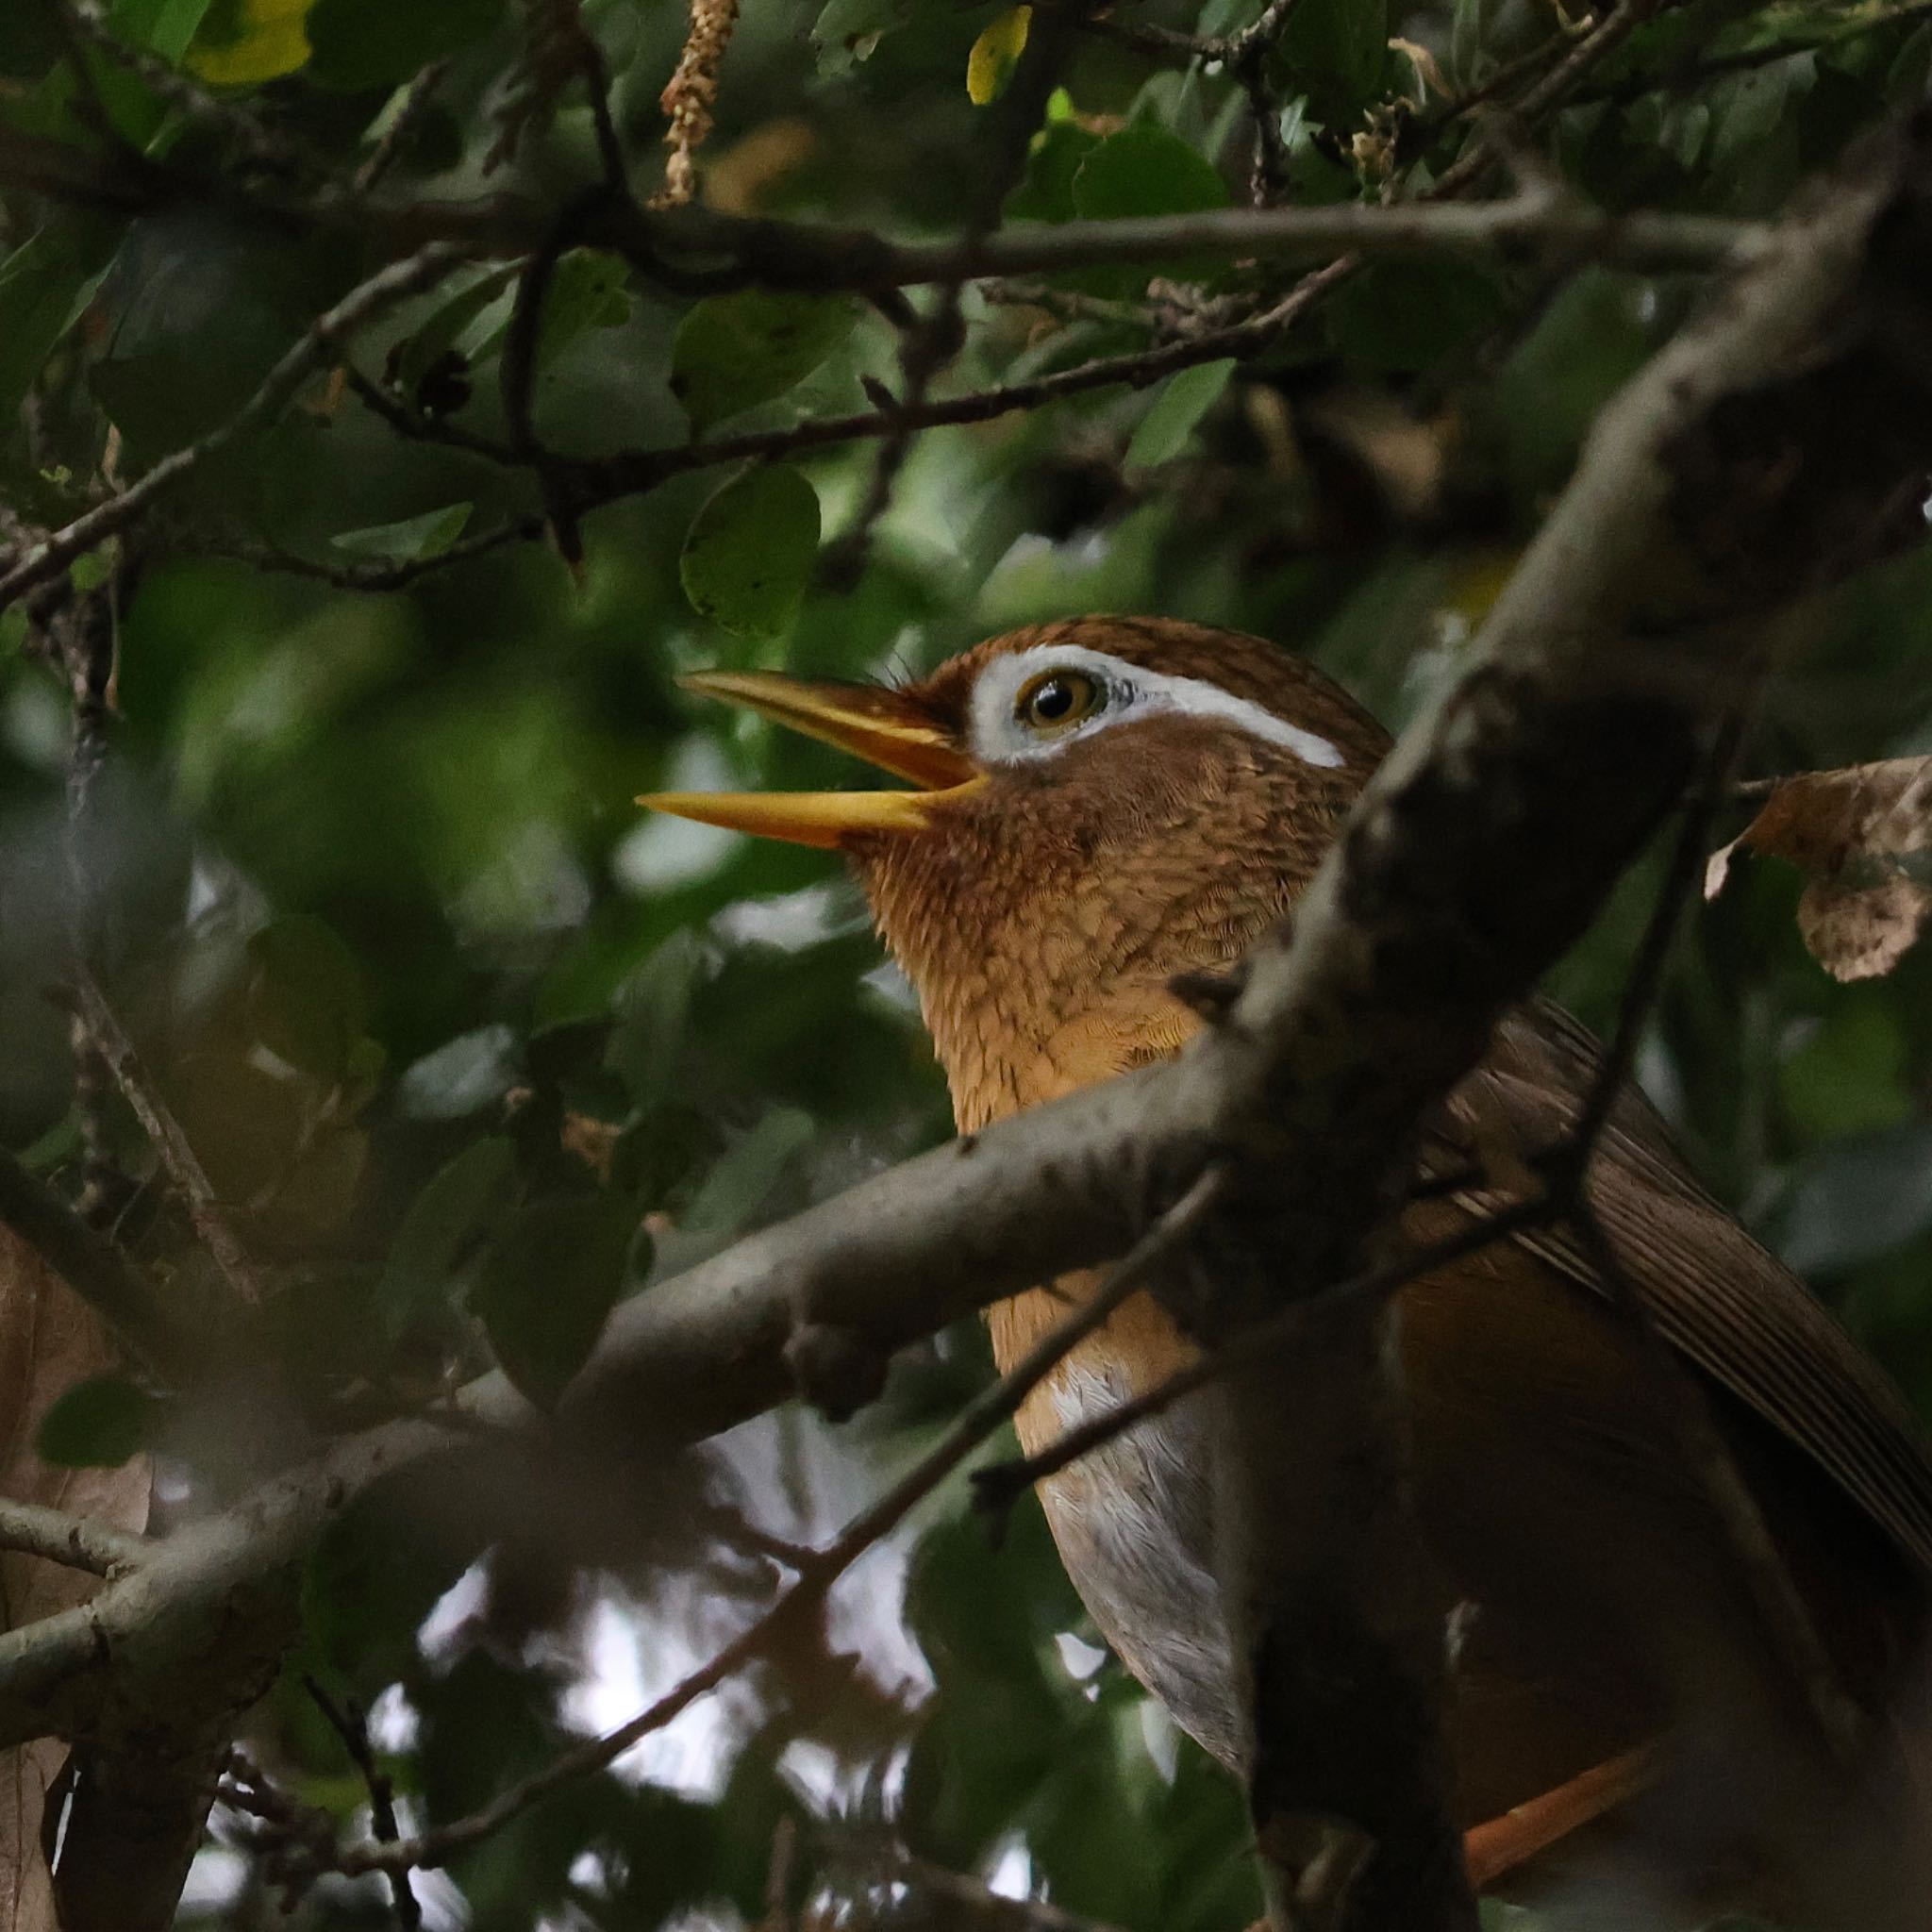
[638,670,985,850]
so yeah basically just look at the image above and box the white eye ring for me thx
[967,642,1347,771]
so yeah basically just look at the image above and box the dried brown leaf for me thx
[0,1226,150,1932]
[1705,757,1932,981]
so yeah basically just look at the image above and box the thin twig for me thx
[0,244,475,613]
[305,1677,422,1929]
[822,4,1079,585]
[827,1831,1132,1932]
[330,1169,1226,1879]
[0,1498,146,1577]
[196,518,547,591]
[72,970,267,1307]
[353,60,454,196]
[1549,710,1747,1185]
[0,1144,193,1379]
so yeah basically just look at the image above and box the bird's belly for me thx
[993,1262,1843,1828]
[1024,1350,1243,1766]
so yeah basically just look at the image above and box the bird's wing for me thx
[1433,998,1932,1579]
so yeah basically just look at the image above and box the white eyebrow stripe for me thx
[966,642,1346,770]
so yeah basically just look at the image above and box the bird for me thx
[642,615,1932,1921]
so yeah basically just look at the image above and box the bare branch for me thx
[71,973,265,1308]
[0,1146,194,1382]
[0,245,475,614]
[0,1499,145,1578]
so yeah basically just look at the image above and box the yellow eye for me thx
[1015,668,1103,734]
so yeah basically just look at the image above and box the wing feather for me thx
[1436,1001,1932,1579]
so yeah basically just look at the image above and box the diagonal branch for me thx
[0,245,475,614]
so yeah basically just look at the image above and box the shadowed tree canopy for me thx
[4,3,1932,1930]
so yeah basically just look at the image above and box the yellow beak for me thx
[639,670,985,850]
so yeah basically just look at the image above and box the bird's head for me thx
[643,617,1388,1126]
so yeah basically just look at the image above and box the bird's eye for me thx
[1014,668,1104,735]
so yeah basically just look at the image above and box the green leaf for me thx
[305,0,504,91]
[1125,358,1236,469]
[679,465,821,639]
[0,235,97,430]
[331,502,474,563]
[1007,111,1104,225]
[186,0,318,84]
[380,1136,518,1335]
[459,250,631,376]
[669,291,858,434]
[1072,121,1230,222]
[810,0,913,75]
[397,1024,521,1119]
[37,1375,157,1468]
[1330,260,1504,375]
[246,912,370,1077]
[387,263,517,395]
[608,930,707,1113]
[1275,0,1391,119]
[683,1107,814,1236]
[113,0,218,61]
[471,1196,638,1407]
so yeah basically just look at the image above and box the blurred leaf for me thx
[1072,120,1230,221]
[681,1106,813,1235]
[1778,1120,1932,1276]
[471,1194,638,1407]
[460,250,632,375]
[669,290,858,434]
[306,0,505,91]
[36,1374,157,1469]
[1331,261,1505,374]
[114,0,218,61]
[811,0,914,75]
[607,929,706,1112]
[332,503,475,564]
[186,0,317,84]
[0,235,101,431]
[246,912,370,1078]
[304,1487,472,1682]
[1780,998,1911,1142]
[167,1050,310,1202]
[1125,359,1235,470]
[380,1135,518,1334]
[398,1024,521,1120]
[1275,0,1391,117]
[1008,104,1104,224]
[967,6,1031,106]
[679,464,821,639]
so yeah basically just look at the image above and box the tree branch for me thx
[0,244,475,613]
[0,1500,145,1579]
[0,1148,194,1382]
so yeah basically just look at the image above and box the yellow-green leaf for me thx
[186,0,315,85]
[967,6,1030,106]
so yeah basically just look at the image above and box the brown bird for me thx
[644,617,1932,1920]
